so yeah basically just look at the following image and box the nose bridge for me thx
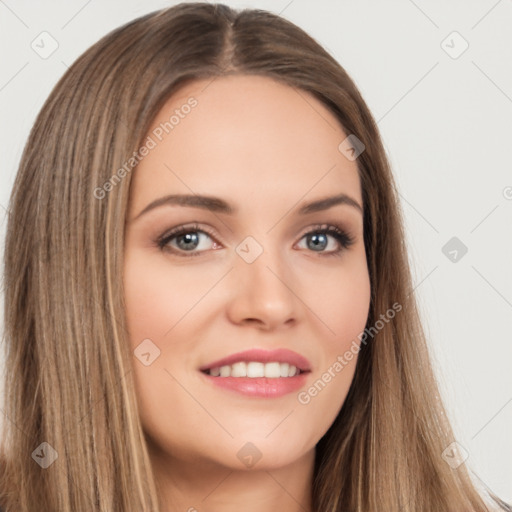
[238,234,292,297]
[227,233,298,327]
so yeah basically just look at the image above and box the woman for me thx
[0,2,509,511]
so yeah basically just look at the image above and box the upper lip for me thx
[199,348,312,372]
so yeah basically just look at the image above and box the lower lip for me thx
[200,372,309,398]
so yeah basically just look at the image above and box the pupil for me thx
[309,233,327,251]
[178,232,199,250]
[175,232,329,252]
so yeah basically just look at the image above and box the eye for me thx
[156,222,355,257]
[157,223,219,257]
[296,224,355,257]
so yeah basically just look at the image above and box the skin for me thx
[123,74,371,512]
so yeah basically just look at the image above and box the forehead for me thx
[130,74,362,212]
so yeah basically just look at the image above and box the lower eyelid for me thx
[158,229,215,252]
[158,224,354,255]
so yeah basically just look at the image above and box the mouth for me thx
[199,348,311,398]
[201,361,306,378]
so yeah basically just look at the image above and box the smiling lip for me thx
[199,348,311,398]
[199,348,312,373]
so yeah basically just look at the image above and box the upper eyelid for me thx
[158,222,354,248]
[158,223,216,243]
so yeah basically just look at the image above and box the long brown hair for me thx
[1,3,509,511]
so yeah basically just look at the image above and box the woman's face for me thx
[123,74,371,473]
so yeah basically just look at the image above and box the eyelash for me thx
[156,222,355,258]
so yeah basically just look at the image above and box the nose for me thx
[225,245,300,330]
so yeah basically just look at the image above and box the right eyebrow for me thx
[132,194,235,221]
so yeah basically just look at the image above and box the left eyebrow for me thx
[131,192,363,222]
[297,193,363,215]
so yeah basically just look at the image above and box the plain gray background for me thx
[0,0,511,501]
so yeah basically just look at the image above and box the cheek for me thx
[305,252,371,352]
[291,255,370,429]
[123,250,205,445]
[123,249,205,346]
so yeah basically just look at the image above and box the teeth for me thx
[264,362,280,378]
[207,362,299,378]
[231,362,246,377]
[247,362,264,377]
[219,365,231,377]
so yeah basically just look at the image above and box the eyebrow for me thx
[132,192,363,221]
